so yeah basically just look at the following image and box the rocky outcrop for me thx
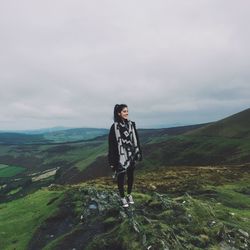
[27,185,250,250]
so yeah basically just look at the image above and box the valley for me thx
[0,108,250,249]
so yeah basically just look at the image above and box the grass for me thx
[0,188,64,250]
[0,164,26,177]
[75,143,108,170]
[7,187,23,195]
[41,141,107,168]
[43,128,108,143]
[79,165,250,249]
[211,182,250,231]
[1,165,250,250]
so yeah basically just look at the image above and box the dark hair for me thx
[113,104,128,122]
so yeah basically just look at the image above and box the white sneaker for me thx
[121,197,129,208]
[127,194,134,204]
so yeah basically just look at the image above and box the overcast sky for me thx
[0,0,250,130]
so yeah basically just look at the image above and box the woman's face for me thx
[118,107,129,120]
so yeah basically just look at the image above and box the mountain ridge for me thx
[185,108,250,138]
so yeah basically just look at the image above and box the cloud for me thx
[0,0,250,129]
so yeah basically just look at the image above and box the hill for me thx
[43,128,109,143]
[138,123,209,144]
[0,109,250,249]
[1,108,250,186]
[50,108,250,183]
[0,126,69,134]
[1,165,249,250]
[139,108,250,168]
[0,108,250,187]
[186,108,250,138]
[0,128,109,144]
[0,132,50,144]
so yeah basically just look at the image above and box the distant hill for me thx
[1,108,250,185]
[63,108,250,183]
[43,128,109,143]
[0,133,50,144]
[0,128,109,144]
[138,123,210,144]
[186,108,250,138]
[0,126,69,134]
[140,108,250,167]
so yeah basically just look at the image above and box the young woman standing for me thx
[108,104,142,207]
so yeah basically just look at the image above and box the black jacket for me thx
[108,121,142,169]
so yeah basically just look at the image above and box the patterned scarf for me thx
[114,120,140,172]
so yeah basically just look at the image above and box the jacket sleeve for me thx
[133,122,143,161]
[108,124,119,167]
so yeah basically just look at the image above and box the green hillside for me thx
[1,108,250,187]
[0,109,250,249]
[0,133,49,144]
[186,108,250,138]
[0,188,63,250]
[0,128,108,144]
[0,135,110,202]
[0,164,25,177]
[139,108,250,168]
[43,128,108,143]
[0,109,250,189]
[1,166,249,250]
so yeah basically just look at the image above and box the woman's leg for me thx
[127,166,135,195]
[117,171,126,197]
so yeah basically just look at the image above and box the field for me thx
[0,189,64,250]
[0,164,25,177]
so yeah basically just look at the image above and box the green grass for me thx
[0,164,25,177]
[0,188,64,250]
[212,182,250,230]
[43,232,70,250]
[75,143,107,170]
[44,128,108,143]
[81,178,250,249]
[1,166,249,250]
[41,141,107,168]
[142,134,250,166]
[7,187,23,195]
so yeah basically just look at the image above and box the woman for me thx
[108,104,142,208]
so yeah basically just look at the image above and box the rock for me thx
[200,234,209,242]
[220,241,238,250]
[208,220,216,227]
[143,216,152,224]
[88,200,99,210]
[132,220,140,233]
[48,184,62,191]
[80,215,84,222]
[119,210,127,219]
[149,184,157,190]
[89,203,98,210]
[142,234,147,246]
[160,240,170,250]
[238,229,249,238]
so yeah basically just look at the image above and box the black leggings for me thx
[117,167,134,198]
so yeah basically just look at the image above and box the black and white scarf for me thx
[114,120,140,172]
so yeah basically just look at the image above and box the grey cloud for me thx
[0,0,250,130]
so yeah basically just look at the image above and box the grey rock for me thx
[238,229,249,238]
